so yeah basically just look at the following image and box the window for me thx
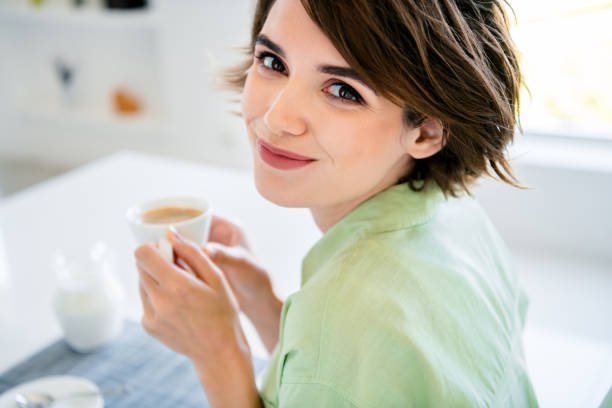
[510,1,612,140]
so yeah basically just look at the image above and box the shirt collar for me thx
[301,181,446,287]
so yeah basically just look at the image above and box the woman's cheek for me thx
[241,71,256,119]
[242,70,271,120]
[326,120,368,161]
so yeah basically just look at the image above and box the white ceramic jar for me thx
[52,241,125,353]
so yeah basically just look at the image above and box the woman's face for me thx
[241,0,417,209]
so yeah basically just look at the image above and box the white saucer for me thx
[0,375,103,408]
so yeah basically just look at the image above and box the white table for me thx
[1,150,610,407]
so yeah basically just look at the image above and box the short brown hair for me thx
[225,0,526,196]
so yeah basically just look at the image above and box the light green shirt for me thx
[259,181,539,407]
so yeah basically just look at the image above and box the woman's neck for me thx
[310,155,415,234]
[309,196,363,234]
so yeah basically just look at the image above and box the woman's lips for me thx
[257,138,316,161]
[256,138,316,170]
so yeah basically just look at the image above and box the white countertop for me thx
[1,150,610,407]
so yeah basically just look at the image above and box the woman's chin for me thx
[252,171,306,208]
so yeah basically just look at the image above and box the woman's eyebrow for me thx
[254,34,285,58]
[254,33,376,94]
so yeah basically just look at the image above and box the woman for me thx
[134,0,539,406]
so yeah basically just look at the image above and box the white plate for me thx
[0,375,103,408]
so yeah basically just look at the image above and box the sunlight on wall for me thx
[509,1,612,137]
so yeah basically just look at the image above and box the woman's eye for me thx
[255,52,287,74]
[326,83,363,104]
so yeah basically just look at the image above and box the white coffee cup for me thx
[125,196,213,246]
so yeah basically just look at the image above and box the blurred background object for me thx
[0,0,255,197]
[104,0,147,9]
[112,87,142,115]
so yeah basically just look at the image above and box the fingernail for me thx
[168,225,181,239]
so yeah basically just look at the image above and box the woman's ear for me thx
[402,117,444,159]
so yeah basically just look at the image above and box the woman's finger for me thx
[139,281,155,320]
[136,243,191,288]
[176,257,195,276]
[208,214,236,246]
[138,264,160,291]
[209,214,251,249]
[134,244,168,285]
[209,214,246,246]
[203,241,251,262]
[166,227,222,288]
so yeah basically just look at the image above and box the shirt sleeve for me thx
[262,381,359,408]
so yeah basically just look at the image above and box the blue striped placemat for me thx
[0,320,268,407]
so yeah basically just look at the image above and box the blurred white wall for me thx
[0,0,255,170]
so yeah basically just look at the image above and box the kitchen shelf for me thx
[0,1,249,171]
[13,104,167,135]
[0,3,160,28]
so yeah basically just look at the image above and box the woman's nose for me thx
[263,79,308,137]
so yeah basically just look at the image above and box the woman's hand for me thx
[135,227,260,407]
[207,213,253,250]
[204,215,276,315]
[204,215,283,353]
[203,242,274,316]
[135,227,249,361]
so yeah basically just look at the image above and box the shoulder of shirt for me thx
[285,196,521,351]
[276,195,529,406]
[293,194,512,309]
[282,237,523,406]
[281,236,455,405]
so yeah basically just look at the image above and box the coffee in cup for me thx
[141,207,204,225]
[125,197,213,250]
